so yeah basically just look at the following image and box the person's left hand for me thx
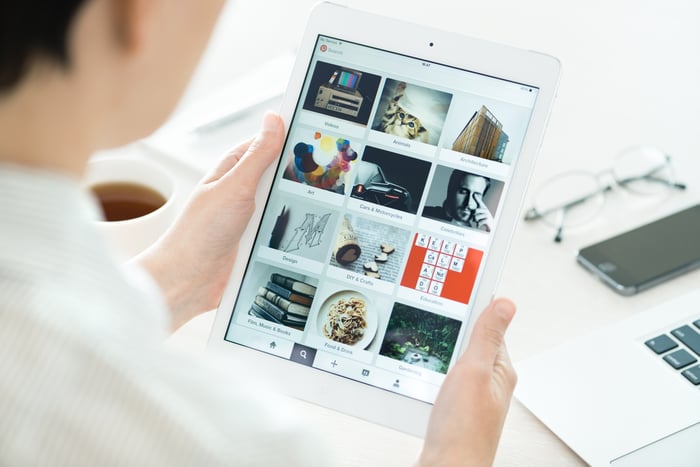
[417,298,517,467]
[135,112,284,330]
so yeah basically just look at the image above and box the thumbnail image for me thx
[315,288,376,349]
[371,79,452,145]
[329,214,411,284]
[302,61,382,126]
[350,146,431,214]
[282,127,361,195]
[379,302,462,374]
[421,165,504,233]
[400,232,484,305]
[311,281,394,352]
[442,93,533,165]
[236,263,318,331]
[259,195,339,263]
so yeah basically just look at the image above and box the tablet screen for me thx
[224,35,538,404]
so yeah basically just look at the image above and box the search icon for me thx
[291,343,316,367]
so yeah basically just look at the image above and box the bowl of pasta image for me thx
[317,290,378,349]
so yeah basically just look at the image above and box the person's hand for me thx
[417,298,517,467]
[135,112,285,330]
[471,197,494,232]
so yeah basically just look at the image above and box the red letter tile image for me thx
[400,233,483,304]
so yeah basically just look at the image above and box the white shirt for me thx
[0,164,326,466]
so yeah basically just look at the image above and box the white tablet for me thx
[209,2,559,436]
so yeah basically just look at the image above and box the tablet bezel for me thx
[208,1,560,437]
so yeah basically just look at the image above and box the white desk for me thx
[125,1,700,464]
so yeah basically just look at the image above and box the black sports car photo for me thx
[351,161,412,212]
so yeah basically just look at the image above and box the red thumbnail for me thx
[400,233,483,304]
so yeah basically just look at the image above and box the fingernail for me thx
[494,300,516,322]
[262,112,279,132]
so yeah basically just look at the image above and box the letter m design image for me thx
[284,213,331,252]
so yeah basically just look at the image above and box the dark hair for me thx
[0,0,87,92]
[447,169,491,197]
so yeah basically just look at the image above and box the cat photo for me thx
[377,82,428,142]
[371,79,452,146]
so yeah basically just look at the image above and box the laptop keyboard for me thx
[645,319,700,386]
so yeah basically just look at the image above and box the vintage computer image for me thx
[302,61,381,125]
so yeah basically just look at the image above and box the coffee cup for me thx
[83,156,177,257]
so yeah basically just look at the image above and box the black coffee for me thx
[91,182,167,221]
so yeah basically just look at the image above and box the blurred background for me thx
[186,0,699,180]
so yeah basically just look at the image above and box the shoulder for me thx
[0,295,325,466]
[422,205,449,220]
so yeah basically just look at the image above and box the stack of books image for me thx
[249,273,316,330]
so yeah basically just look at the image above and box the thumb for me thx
[465,298,516,366]
[220,112,285,190]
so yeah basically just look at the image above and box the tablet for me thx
[209,2,560,436]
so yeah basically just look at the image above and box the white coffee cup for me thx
[83,156,177,258]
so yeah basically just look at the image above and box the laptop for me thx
[516,288,700,466]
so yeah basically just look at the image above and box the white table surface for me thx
[105,1,700,465]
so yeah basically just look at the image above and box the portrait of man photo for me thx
[421,166,504,233]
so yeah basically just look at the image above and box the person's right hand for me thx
[417,298,517,467]
[471,196,494,232]
[135,113,284,330]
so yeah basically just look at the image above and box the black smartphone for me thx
[576,203,700,295]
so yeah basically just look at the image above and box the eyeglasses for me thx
[523,146,687,242]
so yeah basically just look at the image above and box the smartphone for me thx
[576,203,700,295]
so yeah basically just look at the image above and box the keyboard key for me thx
[671,325,700,357]
[645,334,678,354]
[693,319,700,330]
[682,365,700,385]
[663,349,697,369]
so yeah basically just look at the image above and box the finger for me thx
[464,298,516,367]
[476,210,494,225]
[474,211,489,223]
[496,342,517,390]
[219,112,285,190]
[202,136,256,184]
